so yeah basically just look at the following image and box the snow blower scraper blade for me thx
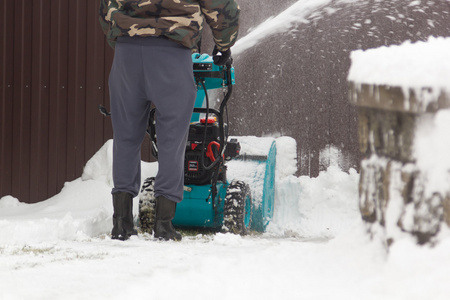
[226,136,277,232]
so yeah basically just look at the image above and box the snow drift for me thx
[0,137,360,245]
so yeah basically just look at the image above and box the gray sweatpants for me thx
[109,36,196,203]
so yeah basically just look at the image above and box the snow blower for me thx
[137,53,277,235]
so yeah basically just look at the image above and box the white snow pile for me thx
[0,137,357,244]
[269,140,360,239]
[348,36,450,106]
[414,109,450,198]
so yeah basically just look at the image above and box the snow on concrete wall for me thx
[348,36,450,245]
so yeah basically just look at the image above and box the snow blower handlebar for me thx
[147,54,235,161]
[191,55,234,171]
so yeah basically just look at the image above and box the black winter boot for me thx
[111,192,138,241]
[154,196,182,241]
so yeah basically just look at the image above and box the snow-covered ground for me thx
[2,0,450,299]
[1,136,450,300]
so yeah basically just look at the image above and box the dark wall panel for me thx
[86,0,106,159]
[67,0,87,181]
[30,0,51,202]
[48,0,69,197]
[0,0,15,198]
[12,0,32,202]
[0,0,113,203]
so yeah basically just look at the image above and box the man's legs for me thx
[108,36,196,240]
[140,37,196,241]
[139,38,197,203]
[144,39,197,241]
[108,39,151,240]
[110,36,196,201]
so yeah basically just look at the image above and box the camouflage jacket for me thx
[99,0,240,51]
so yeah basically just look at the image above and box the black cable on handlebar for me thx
[199,79,223,171]
[198,59,233,172]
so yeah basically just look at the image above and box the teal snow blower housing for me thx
[138,54,276,235]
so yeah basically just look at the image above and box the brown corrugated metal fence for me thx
[1,0,113,203]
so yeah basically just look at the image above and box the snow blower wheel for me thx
[222,180,252,235]
[139,177,156,235]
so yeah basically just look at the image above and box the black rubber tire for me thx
[138,177,156,235]
[222,180,252,235]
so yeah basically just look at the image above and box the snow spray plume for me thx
[232,0,332,56]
